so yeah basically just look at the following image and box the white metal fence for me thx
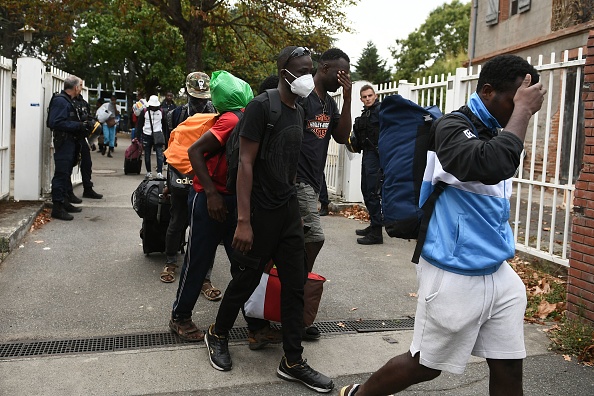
[329,51,584,266]
[12,59,85,201]
[0,56,12,200]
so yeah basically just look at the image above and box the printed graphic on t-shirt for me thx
[307,113,331,139]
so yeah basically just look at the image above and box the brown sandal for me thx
[160,264,177,283]
[169,318,204,342]
[201,279,222,301]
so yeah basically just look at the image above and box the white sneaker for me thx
[157,172,163,179]
[145,172,152,179]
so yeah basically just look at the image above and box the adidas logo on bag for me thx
[176,177,193,185]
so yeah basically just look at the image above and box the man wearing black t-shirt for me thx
[205,46,334,393]
[296,48,352,339]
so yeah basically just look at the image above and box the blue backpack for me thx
[378,95,476,262]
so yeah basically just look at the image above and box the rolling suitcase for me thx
[132,178,171,254]
[124,138,143,175]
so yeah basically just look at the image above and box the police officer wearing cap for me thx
[352,84,383,244]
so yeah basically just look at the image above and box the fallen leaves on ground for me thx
[511,256,594,366]
[509,256,567,323]
[339,205,369,221]
[31,208,52,231]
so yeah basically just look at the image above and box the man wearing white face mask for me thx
[296,47,352,340]
[205,46,334,393]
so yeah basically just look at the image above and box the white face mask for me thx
[284,70,315,98]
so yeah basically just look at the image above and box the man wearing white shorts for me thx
[340,55,547,396]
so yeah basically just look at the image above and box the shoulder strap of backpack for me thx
[411,111,477,264]
[205,110,244,161]
[411,181,447,264]
[157,180,165,223]
[259,88,281,159]
[450,111,478,137]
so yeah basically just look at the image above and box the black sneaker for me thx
[51,203,73,221]
[83,188,103,199]
[355,225,371,236]
[204,324,232,371]
[63,200,82,213]
[277,356,334,393]
[67,192,82,204]
[302,325,321,341]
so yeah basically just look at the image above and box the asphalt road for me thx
[0,135,591,395]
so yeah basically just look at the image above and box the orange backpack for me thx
[164,113,219,174]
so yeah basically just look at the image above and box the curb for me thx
[0,203,45,261]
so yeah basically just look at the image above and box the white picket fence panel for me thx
[13,60,87,201]
[328,52,584,266]
[0,56,12,200]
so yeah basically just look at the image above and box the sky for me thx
[334,0,466,68]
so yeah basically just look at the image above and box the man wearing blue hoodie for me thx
[340,55,546,396]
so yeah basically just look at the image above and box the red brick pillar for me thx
[568,30,594,325]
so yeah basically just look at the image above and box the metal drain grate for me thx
[347,318,415,332]
[0,318,414,360]
[0,332,186,359]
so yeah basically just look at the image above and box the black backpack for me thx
[225,89,281,194]
[131,179,170,223]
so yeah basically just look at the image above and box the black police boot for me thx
[107,147,113,158]
[83,188,103,199]
[63,199,82,213]
[67,191,82,204]
[51,202,73,221]
[318,204,329,216]
[357,226,383,245]
[355,225,372,236]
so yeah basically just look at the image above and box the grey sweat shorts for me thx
[296,182,324,243]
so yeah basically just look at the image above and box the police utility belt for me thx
[52,130,78,148]
[353,111,379,149]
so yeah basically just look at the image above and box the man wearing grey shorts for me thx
[340,55,547,396]
[296,48,352,339]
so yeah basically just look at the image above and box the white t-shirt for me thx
[142,109,163,136]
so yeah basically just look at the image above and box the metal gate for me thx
[328,50,584,266]
[0,56,12,200]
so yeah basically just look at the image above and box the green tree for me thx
[354,41,391,84]
[390,0,470,82]
[63,0,186,97]
[0,0,94,60]
[144,0,356,75]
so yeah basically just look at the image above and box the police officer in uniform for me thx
[71,84,103,200]
[47,76,94,220]
[353,84,383,244]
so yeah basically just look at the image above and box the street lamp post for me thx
[18,25,36,56]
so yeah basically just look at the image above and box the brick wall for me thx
[568,30,594,324]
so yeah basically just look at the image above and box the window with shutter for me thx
[518,0,531,13]
[486,0,500,25]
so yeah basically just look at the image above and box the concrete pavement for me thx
[0,134,592,395]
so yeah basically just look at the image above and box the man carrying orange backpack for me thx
[159,72,216,286]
